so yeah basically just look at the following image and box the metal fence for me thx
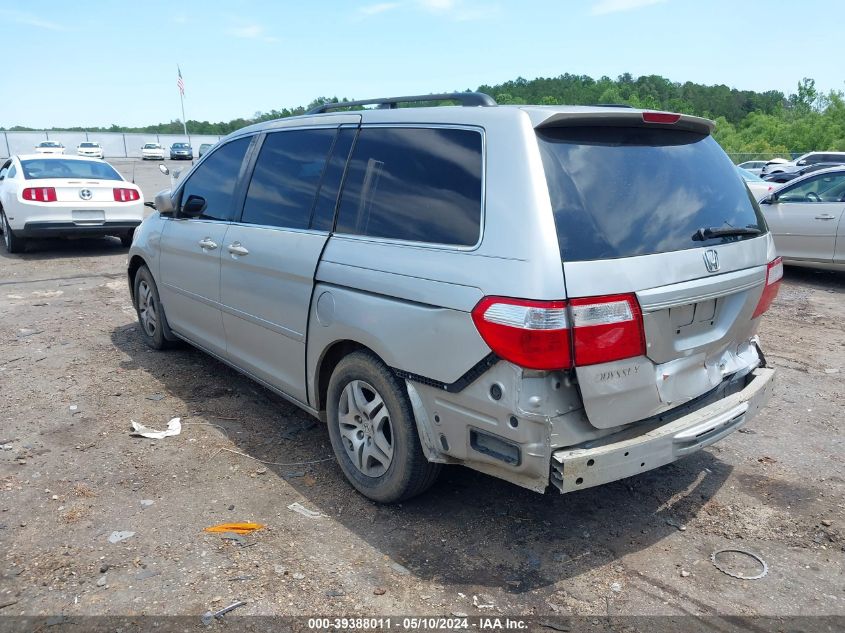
[1,130,223,159]
[726,152,796,164]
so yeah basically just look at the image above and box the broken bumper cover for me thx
[550,367,775,493]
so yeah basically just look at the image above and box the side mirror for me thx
[181,195,206,217]
[159,164,170,175]
[154,189,175,215]
[796,159,806,166]
[761,193,776,205]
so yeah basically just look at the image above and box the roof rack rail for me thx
[591,103,635,108]
[306,92,497,115]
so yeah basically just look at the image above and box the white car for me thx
[0,154,144,253]
[77,142,104,159]
[34,141,65,155]
[736,160,767,176]
[761,152,845,177]
[141,143,166,160]
[737,167,774,200]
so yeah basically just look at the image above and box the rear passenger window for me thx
[335,127,482,246]
[179,136,251,222]
[241,129,335,229]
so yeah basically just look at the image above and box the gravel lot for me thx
[0,160,843,624]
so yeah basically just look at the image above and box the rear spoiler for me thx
[530,109,715,135]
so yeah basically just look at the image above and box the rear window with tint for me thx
[21,159,122,181]
[335,127,482,246]
[537,127,766,261]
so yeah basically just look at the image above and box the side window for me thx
[335,127,483,246]
[241,128,335,229]
[779,174,845,203]
[179,136,251,221]
[311,127,357,231]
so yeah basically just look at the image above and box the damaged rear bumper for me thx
[550,367,775,493]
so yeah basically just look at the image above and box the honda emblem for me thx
[703,249,720,273]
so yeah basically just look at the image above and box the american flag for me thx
[177,66,185,97]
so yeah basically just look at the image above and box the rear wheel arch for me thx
[315,340,371,412]
[127,255,148,302]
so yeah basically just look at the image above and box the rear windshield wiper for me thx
[693,226,762,241]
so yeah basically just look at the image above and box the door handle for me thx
[814,214,836,220]
[198,238,218,250]
[227,242,249,257]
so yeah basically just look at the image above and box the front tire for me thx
[133,265,172,350]
[1,211,26,254]
[326,351,441,503]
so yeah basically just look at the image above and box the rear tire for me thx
[1,211,26,254]
[326,351,441,503]
[133,265,172,350]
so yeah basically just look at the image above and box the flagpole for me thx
[180,91,189,140]
[177,65,189,144]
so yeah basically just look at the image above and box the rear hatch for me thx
[535,113,777,430]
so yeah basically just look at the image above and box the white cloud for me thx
[591,0,667,15]
[359,2,402,15]
[417,0,497,20]
[0,9,67,31]
[355,0,496,22]
[230,24,279,42]
[418,0,457,10]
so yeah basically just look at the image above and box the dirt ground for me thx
[0,161,843,624]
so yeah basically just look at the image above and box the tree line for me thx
[4,74,844,158]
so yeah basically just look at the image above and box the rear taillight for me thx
[471,293,646,370]
[113,187,140,202]
[752,257,783,318]
[570,294,645,366]
[642,111,681,124]
[22,187,57,202]
[471,297,571,370]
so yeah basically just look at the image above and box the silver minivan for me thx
[128,93,779,502]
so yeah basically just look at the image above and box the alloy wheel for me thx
[137,280,158,337]
[337,380,394,477]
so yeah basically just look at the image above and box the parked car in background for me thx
[34,141,65,155]
[760,166,845,270]
[127,93,778,503]
[142,143,166,160]
[198,143,214,158]
[759,157,789,176]
[737,167,773,199]
[737,160,767,176]
[76,142,104,159]
[169,143,193,160]
[0,155,144,253]
[761,151,845,177]
[764,162,845,184]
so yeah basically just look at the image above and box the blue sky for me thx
[1,0,842,128]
